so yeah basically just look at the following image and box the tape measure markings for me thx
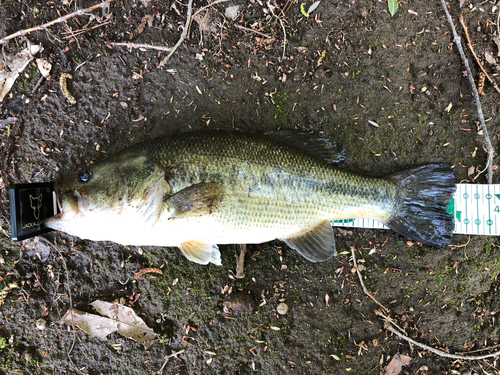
[334,184,500,236]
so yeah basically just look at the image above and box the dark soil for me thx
[1,0,500,374]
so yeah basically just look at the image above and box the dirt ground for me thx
[0,0,500,374]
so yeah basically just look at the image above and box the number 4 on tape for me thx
[333,184,500,236]
[450,184,500,235]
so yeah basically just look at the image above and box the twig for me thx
[448,235,471,248]
[440,0,494,184]
[350,247,389,313]
[63,20,111,38]
[33,271,49,293]
[0,0,113,45]
[106,42,172,52]
[235,244,246,279]
[385,323,500,360]
[234,24,272,39]
[158,0,194,67]
[459,15,500,95]
[158,349,186,374]
[277,18,287,60]
[353,244,500,361]
[187,0,230,41]
[192,0,230,21]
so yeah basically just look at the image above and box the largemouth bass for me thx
[44,131,456,265]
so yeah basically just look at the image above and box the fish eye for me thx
[78,171,92,183]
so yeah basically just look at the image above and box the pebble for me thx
[277,303,288,315]
[36,318,47,330]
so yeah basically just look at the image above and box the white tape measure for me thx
[333,184,500,236]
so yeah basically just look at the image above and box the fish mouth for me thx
[43,187,88,229]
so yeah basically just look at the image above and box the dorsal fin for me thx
[265,130,346,164]
[282,220,337,262]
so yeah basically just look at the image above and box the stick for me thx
[106,42,172,52]
[459,15,500,95]
[0,0,113,45]
[192,0,230,20]
[235,244,246,279]
[158,0,194,67]
[187,0,230,42]
[439,0,494,184]
[158,349,185,374]
[352,245,500,361]
[385,323,500,360]
[234,24,272,39]
[350,247,389,313]
[63,20,111,38]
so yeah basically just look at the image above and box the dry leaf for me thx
[36,58,52,78]
[385,353,412,375]
[307,1,321,15]
[484,51,496,65]
[0,44,42,101]
[61,300,157,349]
[493,37,500,56]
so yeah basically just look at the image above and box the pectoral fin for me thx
[179,240,222,265]
[167,182,224,218]
[283,220,337,262]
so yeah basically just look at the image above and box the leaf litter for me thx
[61,300,157,349]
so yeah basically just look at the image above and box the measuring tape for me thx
[333,184,500,236]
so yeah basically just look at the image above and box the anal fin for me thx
[283,220,336,262]
[179,240,222,265]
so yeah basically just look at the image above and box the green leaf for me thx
[388,0,398,16]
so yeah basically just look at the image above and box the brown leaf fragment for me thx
[484,51,496,65]
[90,300,157,348]
[61,300,157,349]
[493,37,500,56]
[61,308,118,340]
[385,354,411,375]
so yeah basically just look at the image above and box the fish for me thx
[44,130,456,265]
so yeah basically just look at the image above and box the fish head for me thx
[44,153,165,240]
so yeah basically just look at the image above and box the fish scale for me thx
[142,132,397,232]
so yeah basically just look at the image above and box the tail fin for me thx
[386,164,456,247]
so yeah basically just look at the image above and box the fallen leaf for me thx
[36,58,52,78]
[484,51,496,65]
[467,166,475,177]
[385,354,411,375]
[493,37,500,56]
[0,43,43,101]
[61,300,157,349]
[307,1,321,15]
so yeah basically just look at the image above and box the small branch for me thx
[459,15,500,95]
[234,24,272,39]
[385,323,500,361]
[0,0,113,45]
[158,349,186,374]
[158,0,194,67]
[353,243,500,361]
[350,247,389,314]
[106,42,172,52]
[64,20,111,38]
[187,0,230,40]
[192,0,230,20]
[440,0,494,184]
[235,244,246,279]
